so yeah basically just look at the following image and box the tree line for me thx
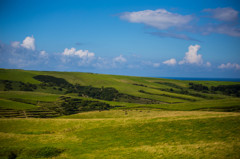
[189,83,240,97]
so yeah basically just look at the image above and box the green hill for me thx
[0,68,240,158]
[0,68,240,117]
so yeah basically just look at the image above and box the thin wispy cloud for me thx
[201,7,240,37]
[119,7,240,40]
[147,32,200,42]
[203,7,238,22]
[113,55,127,63]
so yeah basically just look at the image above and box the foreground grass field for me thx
[0,110,240,158]
[0,68,240,158]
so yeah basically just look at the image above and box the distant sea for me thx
[159,77,240,82]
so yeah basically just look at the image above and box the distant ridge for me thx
[160,77,240,82]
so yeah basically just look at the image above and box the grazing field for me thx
[0,68,240,158]
[0,110,240,158]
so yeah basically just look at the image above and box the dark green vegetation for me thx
[0,68,240,158]
[189,82,240,96]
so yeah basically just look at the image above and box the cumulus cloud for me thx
[163,58,177,66]
[113,55,127,63]
[203,7,238,22]
[0,36,49,69]
[21,36,35,51]
[62,48,95,59]
[218,63,240,70]
[179,44,203,65]
[62,48,95,66]
[120,9,193,30]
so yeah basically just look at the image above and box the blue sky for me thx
[0,0,240,78]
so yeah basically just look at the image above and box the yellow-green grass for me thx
[120,98,240,111]
[59,109,239,119]
[0,68,240,114]
[0,110,239,158]
[0,98,36,110]
[0,68,239,111]
[0,69,41,84]
[0,91,239,112]
[0,91,60,103]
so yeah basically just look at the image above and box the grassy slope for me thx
[0,110,240,158]
[0,69,240,158]
[0,68,239,103]
[0,98,36,110]
[0,68,240,111]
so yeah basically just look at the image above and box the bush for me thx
[32,147,64,158]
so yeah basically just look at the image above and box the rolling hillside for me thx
[0,68,240,118]
[0,68,240,158]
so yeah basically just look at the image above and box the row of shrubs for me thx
[189,83,240,97]
[1,80,37,91]
[56,96,111,115]
[33,75,161,104]
[153,87,214,99]
[139,89,196,102]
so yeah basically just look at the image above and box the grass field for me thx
[0,68,240,158]
[0,110,240,158]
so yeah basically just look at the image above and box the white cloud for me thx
[11,41,20,48]
[21,36,35,51]
[202,24,240,37]
[163,58,177,66]
[218,63,240,70]
[153,63,160,67]
[39,51,48,64]
[120,9,193,30]
[113,55,127,63]
[120,8,240,39]
[203,7,238,22]
[206,62,211,67]
[62,48,95,59]
[40,50,47,56]
[141,61,160,68]
[201,8,240,37]
[62,47,96,67]
[93,57,110,69]
[93,56,128,69]
[179,44,203,65]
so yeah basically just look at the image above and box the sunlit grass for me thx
[0,110,239,158]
